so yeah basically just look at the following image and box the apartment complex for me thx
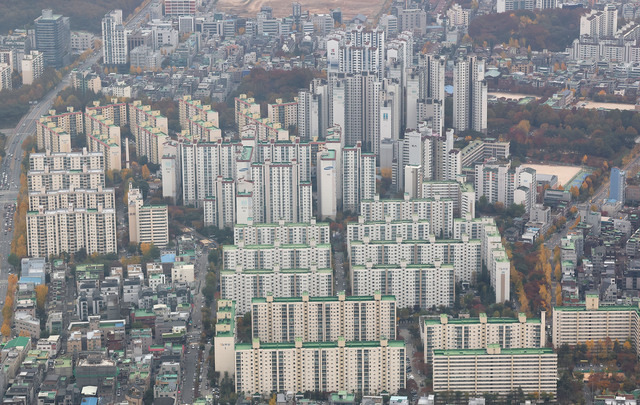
[235,338,405,395]
[26,205,117,257]
[234,219,330,245]
[552,295,640,351]
[422,312,546,363]
[220,266,333,314]
[213,300,236,378]
[346,217,431,247]
[342,142,376,213]
[222,241,331,271]
[36,108,84,153]
[351,262,455,309]
[251,292,396,343]
[360,194,454,239]
[349,236,481,284]
[432,346,557,397]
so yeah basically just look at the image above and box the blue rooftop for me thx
[81,399,98,405]
[161,254,176,263]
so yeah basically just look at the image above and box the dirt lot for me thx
[216,0,387,19]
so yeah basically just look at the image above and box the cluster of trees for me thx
[0,0,143,34]
[488,102,640,164]
[1,274,18,337]
[507,241,562,315]
[468,9,583,51]
[0,68,62,127]
[53,87,104,115]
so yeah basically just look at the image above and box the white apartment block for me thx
[179,95,219,130]
[317,148,338,219]
[128,186,169,248]
[129,100,168,149]
[453,55,487,134]
[481,220,511,302]
[432,346,557,397]
[220,266,333,314]
[234,219,330,245]
[223,240,331,271]
[202,177,236,229]
[22,51,44,85]
[349,236,481,284]
[421,181,475,218]
[102,10,128,65]
[214,300,236,378]
[84,109,122,172]
[446,4,470,27]
[422,312,546,363]
[86,101,128,127]
[267,98,298,130]
[460,139,510,168]
[552,295,640,352]
[343,142,376,213]
[351,262,455,309]
[138,124,169,164]
[347,217,431,247]
[29,186,115,211]
[360,194,454,239]
[27,205,117,257]
[0,63,12,91]
[251,292,396,343]
[235,338,405,395]
[251,160,313,223]
[36,109,84,152]
[28,150,105,192]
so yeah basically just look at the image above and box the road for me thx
[181,246,212,404]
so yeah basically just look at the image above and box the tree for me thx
[35,284,48,310]
[141,164,151,180]
[140,242,153,257]
[1,323,10,337]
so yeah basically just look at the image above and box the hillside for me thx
[0,0,144,34]
[468,9,584,51]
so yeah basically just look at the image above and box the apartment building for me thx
[223,240,331,271]
[138,124,169,164]
[128,186,169,248]
[343,142,376,213]
[21,51,44,85]
[234,219,330,245]
[432,346,557,397]
[26,205,117,257]
[102,10,128,65]
[179,95,219,130]
[360,194,454,239]
[251,292,396,343]
[164,0,197,16]
[267,98,298,130]
[552,295,640,351]
[349,236,481,284]
[351,262,454,309]
[220,266,333,314]
[235,338,405,395]
[346,217,431,247]
[84,109,122,172]
[214,300,236,378]
[481,219,511,302]
[423,312,546,363]
[28,186,115,211]
[421,181,476,218]
[36,108,84,152]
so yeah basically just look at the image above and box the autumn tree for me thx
[0,323,10,337]
[142,164,151,180]
[35,284,48,310]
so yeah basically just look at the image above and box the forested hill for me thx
[468,8,585,51]
[0,0,144,34]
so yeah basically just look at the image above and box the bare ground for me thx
[216,0,386,19]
